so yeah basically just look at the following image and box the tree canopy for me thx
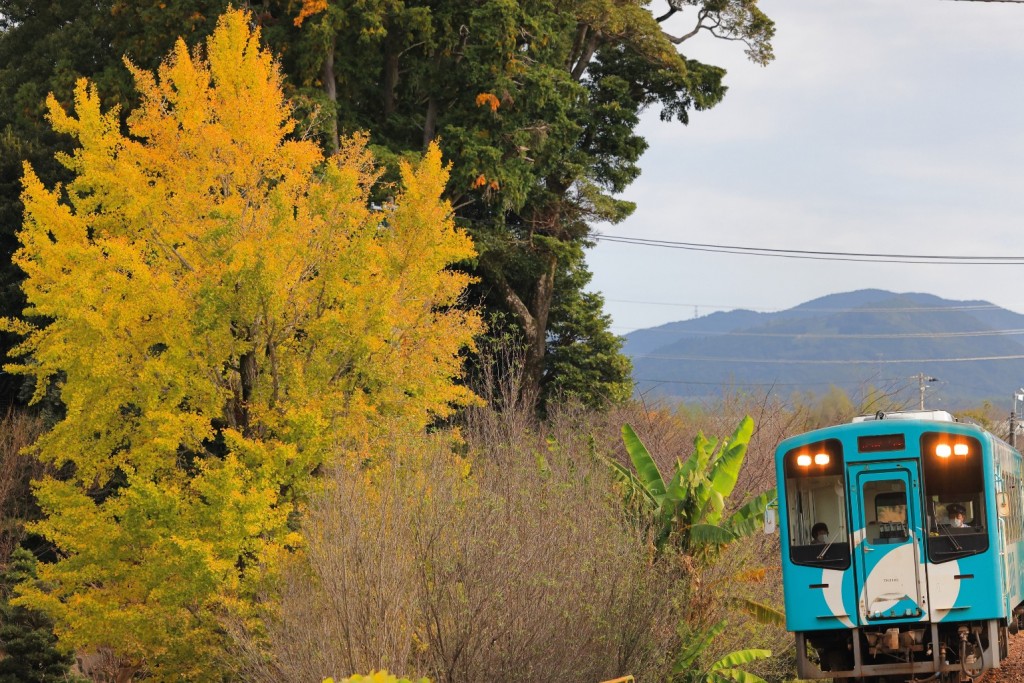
[3,10,480,677]
[268,0,773,408]
[0,0,775,412]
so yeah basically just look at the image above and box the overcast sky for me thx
[587,0,1024,335]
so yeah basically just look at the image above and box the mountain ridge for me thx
[625,290,1024,408]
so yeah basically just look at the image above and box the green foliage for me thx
[544,253,633,408]
[260,0,771,410]
[672,620,771,683]
[613,416,774,557]
[956,400,1001,434]
[0,0,776,410]
[0,548,75,683]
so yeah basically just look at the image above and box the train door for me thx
[849,463,926,622]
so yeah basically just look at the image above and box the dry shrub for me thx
[0,408,44,565]
[230,372,823,683]
[232,431,676,683]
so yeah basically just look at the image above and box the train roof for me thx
[851,410,956,423]
[775,409,984,455]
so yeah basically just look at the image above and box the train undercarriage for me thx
[797,619,1011,682]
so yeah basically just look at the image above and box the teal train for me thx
[774,410,1024,681]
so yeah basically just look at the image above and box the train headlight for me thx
[814,453,830,465]
[954,443,969,456]
[935,444,952,458]
[796,454,812,467]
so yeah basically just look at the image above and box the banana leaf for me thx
[621,424,666,499]
[708,649,772,671]
[688,523,738,548]
[727,490,774,538]
[707,667,770,683]
[672,620,727,673]
[709,416,754,499]
[608,458,659,508]
[731,597,786,626]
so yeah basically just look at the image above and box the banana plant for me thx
[610,416,775,558]
[672,620,771,683]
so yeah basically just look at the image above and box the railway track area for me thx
[988,632,1024,683]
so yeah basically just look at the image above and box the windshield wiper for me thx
[817,531,841,560]
[937,523,963,551]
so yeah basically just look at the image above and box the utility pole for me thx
[916,373,937,410]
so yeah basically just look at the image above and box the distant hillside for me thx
[624,290,1024,409]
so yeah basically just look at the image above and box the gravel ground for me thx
[988,632,1024,683]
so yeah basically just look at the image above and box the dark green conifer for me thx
[0,548,74,683]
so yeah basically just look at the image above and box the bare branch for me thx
[655,7,678,23]
[662,8,709,45]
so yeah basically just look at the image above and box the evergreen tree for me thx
[261,0,773,410]
[0,548,74,683]
[544,250,632,409]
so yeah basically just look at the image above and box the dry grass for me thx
[229,368,813,683]
[231,428,678,683]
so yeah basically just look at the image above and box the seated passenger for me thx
[811,522,829,544]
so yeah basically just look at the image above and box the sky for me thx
[587,0,1024,336]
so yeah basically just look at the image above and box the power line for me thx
[594,234,1024,265]
[633,378,909,387]
[632,353,1024,364]
[614,325,1024,335]
[604,298,1005,313]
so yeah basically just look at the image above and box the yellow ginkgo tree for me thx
[3,9,480,679]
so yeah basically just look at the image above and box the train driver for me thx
[811,522,829,544]
[946,503,967,528]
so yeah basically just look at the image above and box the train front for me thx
[776,412,1017,681]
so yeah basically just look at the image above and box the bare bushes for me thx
[235,432,674,683]
[0,408,44,565]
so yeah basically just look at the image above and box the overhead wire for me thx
[594,234,1024,265]
[630,356,1024,366]
[604,298,1005,313]
[610,325,1024,335]
[633,378,909,387]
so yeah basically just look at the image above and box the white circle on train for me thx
[858,540,924,620]
[822,568,854,628]
[925,558,962,622]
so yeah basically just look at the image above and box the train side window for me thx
[1003,471,1022,544]
[783,439,850,569]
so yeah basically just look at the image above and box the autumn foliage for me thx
[3,9,480,678]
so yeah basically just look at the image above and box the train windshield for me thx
[920,432,988,563]
[784,439,850,569]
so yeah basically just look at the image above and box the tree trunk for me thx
[321,35,339,153]
[423,96,438,148]
[492,250,557,409]
[524,251,557,404]
[383,48,399,117]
